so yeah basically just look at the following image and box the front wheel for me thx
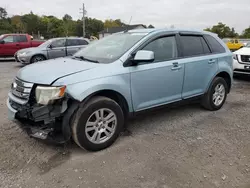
[201,77,228,111]
[72,96,124,151]
[30,55,46,63]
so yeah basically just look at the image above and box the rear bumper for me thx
[7,93,79,143]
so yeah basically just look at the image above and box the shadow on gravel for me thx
[38,150,71,175]
[234,74,250,82]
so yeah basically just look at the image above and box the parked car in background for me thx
[0,34,44,57]
[224,38,244,51]
[15,37,90,64]
[233,43,250,75]
[7,29,232,151]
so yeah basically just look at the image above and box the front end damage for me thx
[7,78,79,143]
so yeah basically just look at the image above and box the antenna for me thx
[124,16,133,33]
[128,16,133,25]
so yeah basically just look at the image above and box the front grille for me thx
[11,78,34,100]
[241,55,250,63]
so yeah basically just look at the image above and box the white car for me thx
[233,43,250,75]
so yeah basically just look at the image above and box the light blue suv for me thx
[7,29,233,151]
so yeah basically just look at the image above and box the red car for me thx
[0,34,45,57]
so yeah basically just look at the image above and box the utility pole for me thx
[80,3,86,37]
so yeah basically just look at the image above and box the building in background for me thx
[99,24,146,38]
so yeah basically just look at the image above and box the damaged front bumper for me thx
[7,92,78,143]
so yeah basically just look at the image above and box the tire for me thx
[72,96,124,151]
[30,55,46,63]
[201,77,228,111]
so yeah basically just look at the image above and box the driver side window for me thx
[51,39,66,48]
[142,36,177,62]
[3,36,14,43]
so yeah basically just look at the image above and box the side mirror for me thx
[0,40,5,44]
[48,44,53,49]
[133,50,154,63]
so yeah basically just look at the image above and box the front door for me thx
[0,35,20,56]
[47,39,66,59]
[130,35,184,111]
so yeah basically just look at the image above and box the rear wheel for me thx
[30,55,46,63]
[72,96,124,151]
[201,77,228,111]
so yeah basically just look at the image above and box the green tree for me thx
[11,15,25,33]
[63,14,72,22]
[104,19,122,28]
[241,27,250,38]
[0,7,7,19]
[204,22,238,38]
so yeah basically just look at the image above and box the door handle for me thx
[208,59,216,64]
[16,44,19,46]
[171,62,182,71]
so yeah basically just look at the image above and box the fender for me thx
[66,74,133,112]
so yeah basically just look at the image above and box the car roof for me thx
[51,37,89,40]
[128,28,214,36]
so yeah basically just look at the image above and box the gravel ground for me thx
[0,61,250,188]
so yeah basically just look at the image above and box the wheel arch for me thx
[215,71,232,93]
[79,89,130,118]
[30,54,47,63]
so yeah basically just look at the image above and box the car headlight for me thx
[35,86,66,105]
[19,51,31,56]
[233,54,238,61]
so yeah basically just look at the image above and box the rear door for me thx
[0,35,20,56]
[66,39,89,56]
[66,39,81,56]
[179,34,218,98]
[17,35,30,50]
[47,39,66,59]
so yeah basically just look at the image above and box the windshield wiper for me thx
[73,56,99,63]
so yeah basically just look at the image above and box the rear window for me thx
[78,39,88,45]
[180,36,206,57]
[204,35,225,53]
[17,35,28,42]
[66,39,79,46]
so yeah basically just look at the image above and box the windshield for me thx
[38,39,53,48]
[246,43,250,48]
[74,32,147,64]
[0,35,5,40]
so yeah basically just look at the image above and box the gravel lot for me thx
[0,61,250,188]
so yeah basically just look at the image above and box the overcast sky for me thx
[2,0,250,33]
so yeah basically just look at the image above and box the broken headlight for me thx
[35,86,66,105]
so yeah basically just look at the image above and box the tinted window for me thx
[66,39,79,46]
[205,35,225,53]
[51,39,66,48]
[201,37,211,54]
[180,36,204,57]
[79,39,88,45]
[3,36,14,43]
[17,35,28,42]
[143,36,177,62]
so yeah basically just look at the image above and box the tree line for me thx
[0,7,250,39]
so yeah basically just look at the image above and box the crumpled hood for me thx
[234,47,250,55]
[17,58,100,85]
